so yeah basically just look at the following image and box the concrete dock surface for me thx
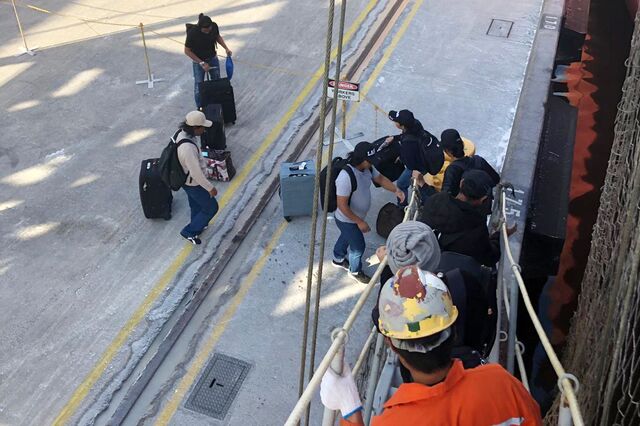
[0,0,548,424]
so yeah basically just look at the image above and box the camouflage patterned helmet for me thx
[378,265,458,340]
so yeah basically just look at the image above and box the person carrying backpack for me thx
[332,142,405,283]
[175,111,219,245]
[386,110,444,205]
[420,170,517,267]
[372,221,496,361]
[440,129,500,197]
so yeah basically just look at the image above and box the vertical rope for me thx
[342,99,348,138]
[305,0,349,423]
[297,0,336,422]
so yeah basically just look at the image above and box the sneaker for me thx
[332,259,349,271]
[349,271,372,284]
[181,234,202,245]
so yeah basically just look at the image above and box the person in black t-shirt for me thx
[184,13,232,108]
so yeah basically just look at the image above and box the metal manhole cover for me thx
[185,353,251,419]
[487,19,514,38]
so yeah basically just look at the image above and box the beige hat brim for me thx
[203,119,213,128]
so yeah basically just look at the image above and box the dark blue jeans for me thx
[396,167,436,205]
[181,185,219,238]
[193,56,221,108]
[396,168,412,205]
[333,218,366,274]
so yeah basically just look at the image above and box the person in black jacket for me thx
[440,129,500,197]
[386,110,443,204]
[420,169,510,267]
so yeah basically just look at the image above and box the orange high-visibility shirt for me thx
[342,360,541,426]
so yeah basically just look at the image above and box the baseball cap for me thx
[460,169,493,199]
[198,13,213,28]
[440,129,464,153]
[185,110,212,127]
[388,109,415,128]
[352,141,375,163]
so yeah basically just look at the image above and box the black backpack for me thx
[418,130,444,175]
[158,130,197,191]
[438,252,497,357]
[403,131,444,175]
[319,157,357,212]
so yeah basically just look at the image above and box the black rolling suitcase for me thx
[199,76,237,124]
[139,158,172,220]
[201,104,226,150]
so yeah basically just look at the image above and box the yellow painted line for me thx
[346,0,425,125]
[155,221,288,425]
[216,0,378,210]
[324,0,424,164]
[52,0,380,423]
[52,246,193,425]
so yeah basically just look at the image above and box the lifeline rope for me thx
[297,2,337,425]
[305,0,349,423]
[499,189,584,425]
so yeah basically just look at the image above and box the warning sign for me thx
[327,79,360,102]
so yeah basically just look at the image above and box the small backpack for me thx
[417,130,445,175]
[438,254,497,358]
[319,157,357,212]
[158,130,197,191]
[400,131,444,175]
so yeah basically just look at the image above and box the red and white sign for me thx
[327,79,360,102]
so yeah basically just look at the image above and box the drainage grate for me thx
[185,353,251,420]
[487,19,514,38]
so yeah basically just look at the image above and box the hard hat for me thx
[378,265,458,340]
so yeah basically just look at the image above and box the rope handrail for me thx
[501,274,530,391]
[498,189,584,425]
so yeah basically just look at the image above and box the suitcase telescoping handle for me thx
[288,161,308,171]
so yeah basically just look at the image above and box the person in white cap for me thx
[177,110,218,245]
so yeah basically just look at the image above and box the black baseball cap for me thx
[352,141,375,164]
[388,109,415,128]
[198,13,213,28]
[460,170,493,199]
[441,129,464,153]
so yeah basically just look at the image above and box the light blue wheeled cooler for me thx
[279,161,316,221]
